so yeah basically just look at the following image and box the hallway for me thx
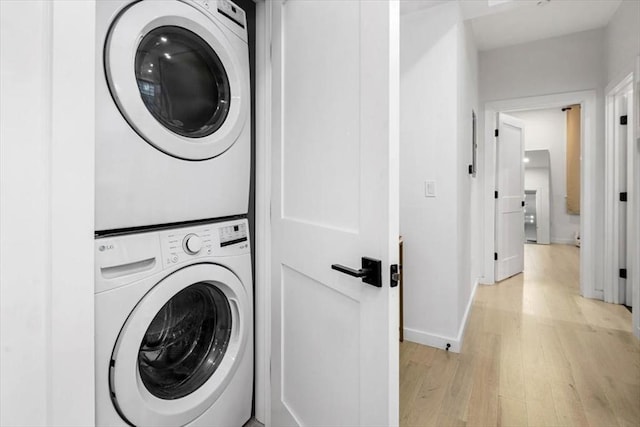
[400,244,639,426]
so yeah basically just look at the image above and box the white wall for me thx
[606,0,640,86]
[511,108,580,244]
[400,2,479,351]
[1,3,50,423]
[0,2,95,425]
[480,29,605,101]
[457,20,481,331]
[479,29,606,288]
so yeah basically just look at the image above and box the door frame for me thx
[483,90,599,300]
[604,72,634,305]
[634,56,640,340]
[254,0,271,424]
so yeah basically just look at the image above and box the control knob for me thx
[183,234,203,254]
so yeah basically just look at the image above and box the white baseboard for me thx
[479,276,496,285]
[403,328,462,352]
[455,278,479,349]
[582,288,604,300]
[404,278,479,354]
[551,238,577,245]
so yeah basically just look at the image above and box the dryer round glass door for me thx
[135,26,231,139]
[109,264,249,426]
[105,0,249,160]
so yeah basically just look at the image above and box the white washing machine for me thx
[95,0,251,232]
[95,219,252,426]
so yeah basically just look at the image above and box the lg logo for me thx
[98,244,115,252]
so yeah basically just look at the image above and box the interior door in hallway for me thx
[495,113,525,282]
[269,1,400,426]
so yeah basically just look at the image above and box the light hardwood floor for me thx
[400,244,640,427]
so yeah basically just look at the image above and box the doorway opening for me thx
[483,90,599,299]
[502,106,582,284]
[524,190,538,244]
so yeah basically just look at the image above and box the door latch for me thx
[331,257,382,288]
[390,264,400,288]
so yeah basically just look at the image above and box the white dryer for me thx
[95,219,252,426]
[95,0,251,232]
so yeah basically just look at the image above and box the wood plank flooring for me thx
[400,244,640,427]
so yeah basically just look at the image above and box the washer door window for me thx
[110,264,249,426]
[106,1,249,160]
[138,282,231,400]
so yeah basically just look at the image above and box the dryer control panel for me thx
[160,219,250,268]
[190,0,247,42]
[216,0,245,29]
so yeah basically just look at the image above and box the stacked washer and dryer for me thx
[94,1,253,425]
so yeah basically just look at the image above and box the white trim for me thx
[604,73,634,304]
[49,1,96,424]
[483,91,599,301]
[253,0,271,424]
[634,56,640,340]
[482,107,498,284]
[403,279,479,353]
[403,328,462,353]
[551,238,578,245]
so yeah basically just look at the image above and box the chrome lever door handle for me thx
[331,257,382,288]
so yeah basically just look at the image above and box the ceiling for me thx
[400,0,622,51]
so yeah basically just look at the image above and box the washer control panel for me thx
[160,219,250,268]
[183,233,203,254]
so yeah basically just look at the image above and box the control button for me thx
[183,234,203,254]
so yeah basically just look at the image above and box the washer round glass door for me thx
[105,1,249,160]
[138,282,231,400]
[110,264,249,426]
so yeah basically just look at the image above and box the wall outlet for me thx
[425,180,436,197]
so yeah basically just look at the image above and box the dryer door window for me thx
[135,26,231,139]
[138,282,232,400]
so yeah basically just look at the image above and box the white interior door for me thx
[269,1,399,426]
[495,113,525,282]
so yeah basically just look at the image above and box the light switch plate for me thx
[425,180,436,197]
